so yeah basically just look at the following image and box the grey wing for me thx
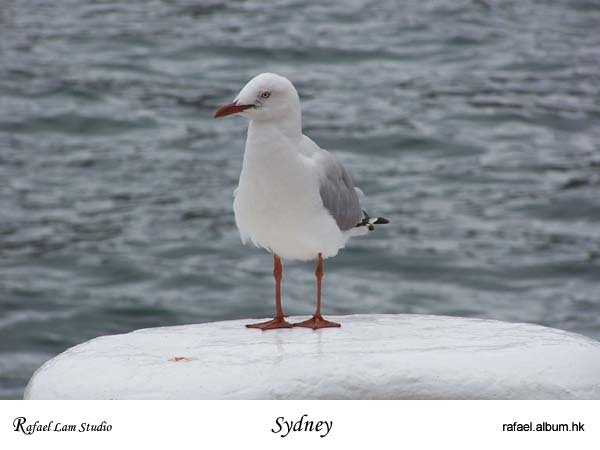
[318,152,363,231]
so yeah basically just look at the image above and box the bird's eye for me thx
[260,91,271,99]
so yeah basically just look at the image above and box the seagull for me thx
[214,73,389,330]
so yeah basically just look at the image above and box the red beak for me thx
[214,102,254,118]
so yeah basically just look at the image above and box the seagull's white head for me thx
[214,73,301,123]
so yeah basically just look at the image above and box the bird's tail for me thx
[354,210,390,232]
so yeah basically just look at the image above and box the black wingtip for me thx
[373,217,390,225]
[355,212,390,229]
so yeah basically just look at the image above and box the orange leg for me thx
[246,254,293,330]
[294,253,341,330]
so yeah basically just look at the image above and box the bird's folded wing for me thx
[317,151,363,231]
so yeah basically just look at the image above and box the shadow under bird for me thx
[214,73,389,330]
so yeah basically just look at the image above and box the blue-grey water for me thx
[1,0,600,399]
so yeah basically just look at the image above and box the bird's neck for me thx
[248,112,302,141]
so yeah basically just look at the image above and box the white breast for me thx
[233,126,346,261]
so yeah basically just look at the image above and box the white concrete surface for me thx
[24,314,600,399]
